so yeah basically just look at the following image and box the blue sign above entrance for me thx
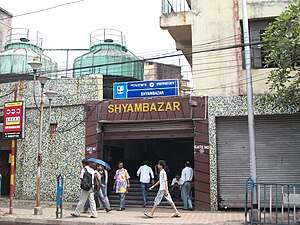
[113,79,179,99]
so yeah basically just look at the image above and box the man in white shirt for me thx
[71,159,97,218]
[137,160,154,207]
[181,161,194,210]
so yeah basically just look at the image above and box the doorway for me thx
[104,137,194,181]
[0,135,11,196]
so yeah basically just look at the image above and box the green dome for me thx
[0,42,58,83]
[73,29,143,80]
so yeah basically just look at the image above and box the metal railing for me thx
[162,0,190,14]
[245,177,300,225]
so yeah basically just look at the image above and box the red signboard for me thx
[3,101,25,139]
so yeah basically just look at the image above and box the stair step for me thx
[109,195,157,201]
[106,180,188,209]
[109,200,184,207]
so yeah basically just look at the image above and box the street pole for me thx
[9,86,17,215]
[242,0,257,205]
[34,82,45,215]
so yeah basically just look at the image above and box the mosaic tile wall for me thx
[208,96,295,211]
[0,75,103,201]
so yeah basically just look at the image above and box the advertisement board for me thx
[3,101,26,139]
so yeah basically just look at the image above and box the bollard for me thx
[56,174,64,219]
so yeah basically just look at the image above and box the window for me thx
[241,18,276,69]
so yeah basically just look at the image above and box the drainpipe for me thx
[233,0,243,96]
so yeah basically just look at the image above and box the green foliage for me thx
[262,0,300,111]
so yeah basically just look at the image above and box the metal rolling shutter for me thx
[102,120,194,140]
[216,114,300,208]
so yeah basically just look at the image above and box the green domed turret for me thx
[0,28,57,83]
[73,29,144,98]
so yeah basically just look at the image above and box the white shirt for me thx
[137,164,154,184]
[171,178,184,186]
[159,169,168,191]
[80,165,95,185]
[181,167,194,183]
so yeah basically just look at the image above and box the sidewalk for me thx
[0,206,244,225]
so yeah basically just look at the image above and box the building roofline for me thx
[0,7,13,17]
[144,60,181,69]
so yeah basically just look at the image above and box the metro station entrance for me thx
[86,96,211,210]
[103,138,194,179]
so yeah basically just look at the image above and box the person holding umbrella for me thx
[83,163,111,213]
[113,161,130,211]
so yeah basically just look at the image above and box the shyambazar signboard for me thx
[108,101,181,113]
[3,101,25,139]
[113,79,179,99]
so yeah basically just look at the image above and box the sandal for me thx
[144,212,154,218]
[172,213,181,218]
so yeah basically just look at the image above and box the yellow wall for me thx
[161,0,291,96]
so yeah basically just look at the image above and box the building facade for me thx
[144,61,191,94]
[0,76,103,201]
[160,0,300,211]
[0,7,12,51]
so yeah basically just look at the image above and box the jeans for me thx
[119,193,126,209]
[73,189,97,217]
[141,183,148,204]
[181,181,193,209]
[104,196,111,209]
[84,189,108,210]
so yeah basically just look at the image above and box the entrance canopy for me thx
[100,120,194,140]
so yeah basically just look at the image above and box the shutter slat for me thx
[217,115,300,208]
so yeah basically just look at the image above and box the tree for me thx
[262,0,300,111]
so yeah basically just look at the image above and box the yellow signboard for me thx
[108,101,181,114]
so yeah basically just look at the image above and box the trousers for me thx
[181,181,193,209]
[119,193,126,209]
[74,189,97,217]
[84,188,108,210]
[141,183,148,204]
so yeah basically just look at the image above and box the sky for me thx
[1,0,189,75]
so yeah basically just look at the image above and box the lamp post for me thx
[242,0,258,207]
[44,91,58,131]
[28,61,50,215]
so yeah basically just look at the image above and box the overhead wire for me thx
[0,0,84,21]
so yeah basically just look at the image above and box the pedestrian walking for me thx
[71,159,97,218]
[113,161,130,211]
[137,160,154,207]
[144,160,180,219]
[99,165,111,209]
[83,164,112,213]
[181,161,194,210]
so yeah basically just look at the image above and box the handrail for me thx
[162,0,190,14]
[245,179,300,225]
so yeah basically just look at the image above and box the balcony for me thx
[160,0,192,65]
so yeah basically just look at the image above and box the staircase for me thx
[109,180,184,208]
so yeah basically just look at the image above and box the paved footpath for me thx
[0,207,244,225]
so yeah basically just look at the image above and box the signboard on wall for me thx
[113,79,179,99]
[3,101,25,139]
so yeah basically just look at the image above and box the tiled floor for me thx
[0,207,244,225]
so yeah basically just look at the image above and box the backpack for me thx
[80,168,93,191]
